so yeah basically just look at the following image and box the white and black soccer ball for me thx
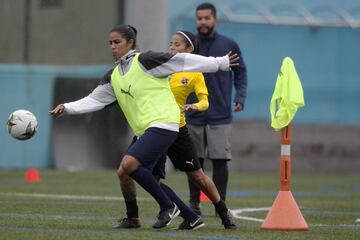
[7,109,38,140]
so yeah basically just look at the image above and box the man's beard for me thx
[197,25,215,37]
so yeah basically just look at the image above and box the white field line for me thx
[233,215,264,222]
[231,207,270,222]
[311,223,360,228]
[0,192,152,202]
[231,208,360,228]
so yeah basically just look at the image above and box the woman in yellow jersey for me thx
[115,30,237,230]
[167,30,236,230]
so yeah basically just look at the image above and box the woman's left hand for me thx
[182,104,198,112]
[227,51,239,68]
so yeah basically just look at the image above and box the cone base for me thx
[261,191,309,231]
[261,226,309,231]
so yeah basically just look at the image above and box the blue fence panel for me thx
[0,65,110,169]
[172,20,360,124]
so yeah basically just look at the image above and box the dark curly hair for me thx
[110,25,137,49]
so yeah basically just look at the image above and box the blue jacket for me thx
[186,32,247,125]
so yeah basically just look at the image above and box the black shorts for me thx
[128,135,167,178]
[167,126,201,172]
[126,128,177,179]
[127,126,201,177]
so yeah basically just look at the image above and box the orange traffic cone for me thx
[25,168,40,183]
[261,124,309,230]
[261,190,308,230]
[200,191,211,203]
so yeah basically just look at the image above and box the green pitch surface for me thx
[0,170,359,240]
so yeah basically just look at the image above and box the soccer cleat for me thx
[112,217,141,229]
[189,201,202,216]
[218,210,238,229]
[178,216,205,230]
[152,203,180,228]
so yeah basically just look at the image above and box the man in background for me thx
[186,2,248,215]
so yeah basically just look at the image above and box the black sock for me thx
[160,183,197,221]
[214,199,228,214]
[125,200,138,218]
[211,159,229,201]
[129,166,173,210]
[188,157,205,203]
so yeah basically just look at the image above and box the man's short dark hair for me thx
[196,3,217,18]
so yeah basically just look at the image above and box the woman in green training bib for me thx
[49,24,239,229]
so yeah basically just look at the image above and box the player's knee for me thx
[117,166,124,178]
[117,166,132,183]
[188,170,207,188]
[120,155,139,174]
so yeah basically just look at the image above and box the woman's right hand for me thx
[49,104,65,116]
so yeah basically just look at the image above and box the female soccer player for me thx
[114,30,237,230]
[49,25,238,229]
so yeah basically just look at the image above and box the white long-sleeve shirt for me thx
[64,50,230,115]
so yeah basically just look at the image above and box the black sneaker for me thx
[178,216,205,230]
[112,217,141,229]
[218,210,238,229]
[152,203,180,228]
[189,201,202,216]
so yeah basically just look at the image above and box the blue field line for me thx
[0,226,118,236]
[0,212,115,221]
[0,226,57,234]
[227,190,275,197]
[227,190,357,197]
[320,183,360,194]
[150,232,243,240]
[2,208,360,223]
[0,199,92,205]
[0,226,244,239]
[319,183,339,191]
[351,185,360,193]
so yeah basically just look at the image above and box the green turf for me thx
[0,170,359,240]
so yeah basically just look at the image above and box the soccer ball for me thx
[7,109,38,140]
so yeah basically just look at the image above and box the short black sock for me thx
[125,199,139,218]
[214,199,228,214]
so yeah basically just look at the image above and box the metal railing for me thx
[175,2,360,29]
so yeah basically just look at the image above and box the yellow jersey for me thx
[169,72,208,127]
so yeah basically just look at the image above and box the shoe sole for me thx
[112,224,141,229]
[224,225,238,230]
[225,227,238,230]
[177,222,205,230]
[192,222,205,230]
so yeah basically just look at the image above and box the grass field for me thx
[0,170,359,240]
